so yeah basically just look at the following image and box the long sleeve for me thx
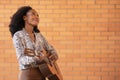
[40,34,59,59]
[13,33,36,65]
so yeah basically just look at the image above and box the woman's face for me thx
[24,9,39,27]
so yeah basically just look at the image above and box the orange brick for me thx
[53,18,67,23]
[95,72,109,76]
[73,76,87,80]
[101,67,115,72]
[61,14,73,18]
[102,76,115,80]
[101,40,115,45]
[53,0,66,5]
[81,63,94,67]
[67,0,81,5]
[67,18,81,22]
[46,32,59,36]
[110,0,120,4]
[81,26,94,31]
[109,18,120,22]
[39,10,53,14]
[101,49,114,54]
[115,58,120,63]
[109,26,120,32]
[67,9,81,13]
[101,32,115,36]
[116,77,120,80]
[108,45,120,49]
[81,36,94,40]
[95,18,108,22]
[87,5,100,9]
[95,63,108,67]
[74,4,87,9]
[81,9,95,13]
[109,36,120,40]
[74,14,87,18]
[66,53,80,58]
[60,5,73,9]
[87,67,100,72]
[115,32,120,35]
[61,23,74,27]
[73,58,86,62]
[53,9,67,13]
[87,13,101,18]
[116,67,120,71]
[81,18,95,22]
[67,62,80,67]
[81,54,94,58]
[109,72,120,76]
[87,58,100,62]
[95,9,108,13]
[116,4,120,8]
[67,27,80,32]
[88,76,101,80]
[0,0,10,4]
[81,71,94,75]
[88,49,101,54]
[11,0,24,4]
[0,9,11,14]
[95,36,108,40]
[73,67,87,71]
[81,0,95,4]
[102,13,115,18]
[94,45,108,49]
[101,4,115,9]
[95,26,108,31]
[88,32,100,36]
[60,32,73,36]
[109,9,120,13]
[109,63,120,67]
[74,49,88,54]
[96,0,109,4]
[25,0,39,4]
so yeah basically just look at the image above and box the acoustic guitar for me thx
[25,49,63,80]
[38,50,63,80]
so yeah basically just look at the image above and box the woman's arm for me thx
[13,33,39,65]
[40,34,59,60]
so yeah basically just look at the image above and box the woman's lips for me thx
[34,19,39,22]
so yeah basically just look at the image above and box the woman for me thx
[9,6,58,80]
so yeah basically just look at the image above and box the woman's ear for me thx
[23,16,27,21]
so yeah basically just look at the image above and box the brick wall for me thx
[0,0,120,80]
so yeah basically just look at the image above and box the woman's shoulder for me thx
[36,32,43,37]
[13,29,25,38]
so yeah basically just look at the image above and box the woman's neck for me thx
[24,24,33,34]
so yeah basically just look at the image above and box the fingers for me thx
[24,48,35,56]
[49,54,58,61]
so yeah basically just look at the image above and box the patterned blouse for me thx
[12,28,58,70]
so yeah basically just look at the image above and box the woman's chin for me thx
[32,23,39,27]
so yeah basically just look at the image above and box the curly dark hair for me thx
[9,6,40,37]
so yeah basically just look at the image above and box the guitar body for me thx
[25,48,63,80]
[39,61,63,80]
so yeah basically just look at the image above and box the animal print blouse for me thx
[12,28,58,70]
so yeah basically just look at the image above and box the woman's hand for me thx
[48,53,58,61]
[24,48,35,56]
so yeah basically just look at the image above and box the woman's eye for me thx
[32,12,35,15]
[37,14,39,17]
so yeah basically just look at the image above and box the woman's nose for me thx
[35,14,39,18]
[35,15,39,19]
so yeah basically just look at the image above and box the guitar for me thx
[25,48,63,80]
[38,50,63,80]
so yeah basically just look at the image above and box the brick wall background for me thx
[0,0,120,80]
